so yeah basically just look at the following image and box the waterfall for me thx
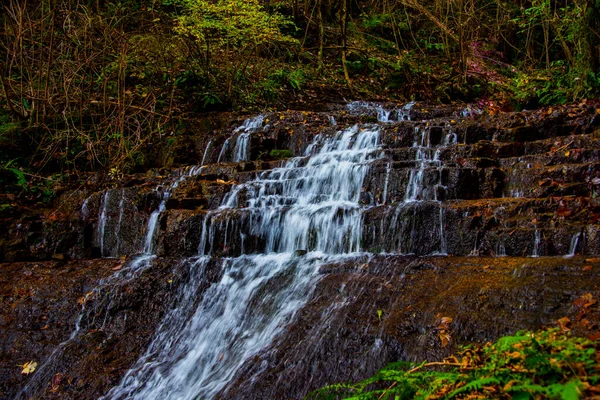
[114,189,125,255]
[532,229,541,257]
[382,161,391,205]
[234,115,264,133]
[201,140,212,166]
[217,138,230,163]
[495,241,507,257]
[566,231,581,257]
[18,167,205,399]
[233,133,251,162]
[405,127,439,202]
[97,190,110,256]
[105,124,382,399]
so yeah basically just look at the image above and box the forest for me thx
[0,0,599,198]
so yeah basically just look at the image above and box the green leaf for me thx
[560,381,581,400]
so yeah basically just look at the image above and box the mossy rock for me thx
[270,149,293,159]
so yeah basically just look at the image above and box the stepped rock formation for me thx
[1,102,600,399]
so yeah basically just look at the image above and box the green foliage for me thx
[269,149,293,159]
[308,328,599,399]
[176,0,296,49]
[0,114,19,144]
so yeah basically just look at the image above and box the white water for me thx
[234,115,264,133]
[95,189,130,257]
[382,161,391,205]
[18,167,206,399]
[233,133,251,162]
[106,124,382,399]
[531,229,541,257]
[114,189,125,255]
[495,241,507,257]
[97,191,110,256]
[231,115,265,162]
[405,127,438,202]
[200,140,212,166]
[566,231,581,257]
[217,138,230,163]
[347,101,415,122]
[392,126,454,254]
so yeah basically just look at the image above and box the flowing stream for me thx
[104,123,382,399]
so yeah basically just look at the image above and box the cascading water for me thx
[217,115,265,163]
[566,231,581,257]
[532,229,541,257]
[233,133,251,162]
[104,124,382,399]
[389,125,453,254]
[17,167,204,399]
[97,191,110,256]
[201,140,212,166]
[217,138,230,163]
[96,189,129,258]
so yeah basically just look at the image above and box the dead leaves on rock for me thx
[436,314,453,347]
[19,361,37,375]
[574,293,597,310]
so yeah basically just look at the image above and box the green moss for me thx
[269,149,293,159]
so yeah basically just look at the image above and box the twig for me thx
[551,140,574,155]
[378,381,397,400]
[407,361,464,374]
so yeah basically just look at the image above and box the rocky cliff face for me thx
[1,102,599,399]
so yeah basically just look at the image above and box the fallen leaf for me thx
[583,265,593,271]
[50,373,62,392]
[77,291,94,305]
[557,317,571,332]
[40,324,49,330]
[574,293,597,309]
[538,179,551,187]
[588,332,600,341]
[439,331,452,347]
[111,263,123,271]
[19,361,38,375]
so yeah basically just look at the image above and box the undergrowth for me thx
[308,328,600,399]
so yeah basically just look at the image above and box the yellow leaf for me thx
[20,361,38,375]
[565,151,571,157]
[439,331,451,347]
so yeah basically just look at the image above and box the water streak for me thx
[233,133,251,162]
[217,138,230,163]
[566,231,581,257]
[201,140,212,166]
[531,229,541,257]
[97,191,110,256]
[382,161,391,205]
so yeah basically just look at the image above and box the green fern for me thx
[448,376,501,398]
[309,328,598,400]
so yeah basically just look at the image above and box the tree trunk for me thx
[340,0,351,87]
